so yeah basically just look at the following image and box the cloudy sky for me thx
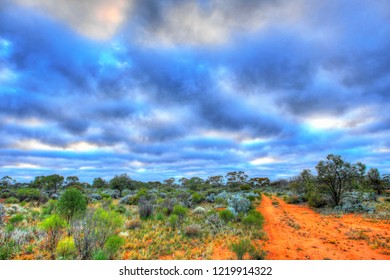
[1,0,389,183]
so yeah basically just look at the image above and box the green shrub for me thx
[242,210,264,228]
[173,205,187,217]
[72,209,124,259]
[92,249,108,260]
[5,197,19,204]
[92,209,124,247]
[41,199,58,216]
[308,193,327,208]
[115,204,127,214]
[0,240,19,260]
[284,195,301,204]
[214,197,227,205]
[229,239,253,260]
[168,214,179,228]
[103,235,124,259]
[155,212,164,221]
[240,185,251,191]
[9,214,24,225]
[57,188,87,223]
[248,245,267,260]
[219,209,235,223]
[191,192,204,204]
[56,237,77,260]
[39,214,67,257]
[16,188,40,201]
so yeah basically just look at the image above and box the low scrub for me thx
[184,224,202,237]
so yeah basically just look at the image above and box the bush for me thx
[193,206,207,216]
[5,197,19,204]
[284,195,301,204]
[56,237,77,260]
[229,239,253,260]
[248,245,267,260]
[0,240,18,260]
[184,224,202,237]
[138,199,154,220]
[173,205,188,217]
[57,188,87,223]
[155,212,164,221]
[16,188,40,201]
[114,204,127,214]
[240,184,251,191]
[92,249,108,260]
[41,199,58,216]
[308,192,327,208]
[219,209,235,223]
[103,235,124,259]
[126,219,142,230]
[336,192,375,213]
[242,210,264,228]
[72,209,124,259]
[168,214,179,228]
[206,214,223,234]
[119,195,137,205]
[9,214,24,225]
[191,192,204,204]
[39,214,67,258]
[89,193,102,201]
[206,193,216,203]
[161,198,175,216]
[228,195,251,214]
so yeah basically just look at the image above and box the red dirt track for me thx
[259,195,390,260]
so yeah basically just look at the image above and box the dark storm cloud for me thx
[1,0,390,181]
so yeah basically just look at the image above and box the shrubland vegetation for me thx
[0,154,389,260]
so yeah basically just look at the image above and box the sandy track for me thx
[258,195,390,260]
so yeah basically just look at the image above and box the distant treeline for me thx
[1,154,389,208]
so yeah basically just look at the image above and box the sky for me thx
[0,0,390,183]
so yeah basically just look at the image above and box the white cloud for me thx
[15,0,133,40]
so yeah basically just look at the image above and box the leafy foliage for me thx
[57,188,87,223]
[219,209,235,223]
[228,195,251,214]
[39,214,66,257]
[316,154,366,206]
[56,237,77,260]
[229,238,253,260]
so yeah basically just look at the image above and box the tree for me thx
[109,173,133,197]
[57,188,87,224]
[163,178,175,187]
[30,176,46,189]
[366,168,385,195]
[316,154,366,206]
[64,176,80,188]
[249,177,270,188]
[225,171,248,188]
[45,174,64,194]
[0,176,15,188]
[186,177,205,191]
[92,177,107,189]
[207,175,224,188]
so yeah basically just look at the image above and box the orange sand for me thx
[259,195,390,260]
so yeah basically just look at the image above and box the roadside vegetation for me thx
[0,154,389,260]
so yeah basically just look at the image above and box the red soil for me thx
[259,195,390,260]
